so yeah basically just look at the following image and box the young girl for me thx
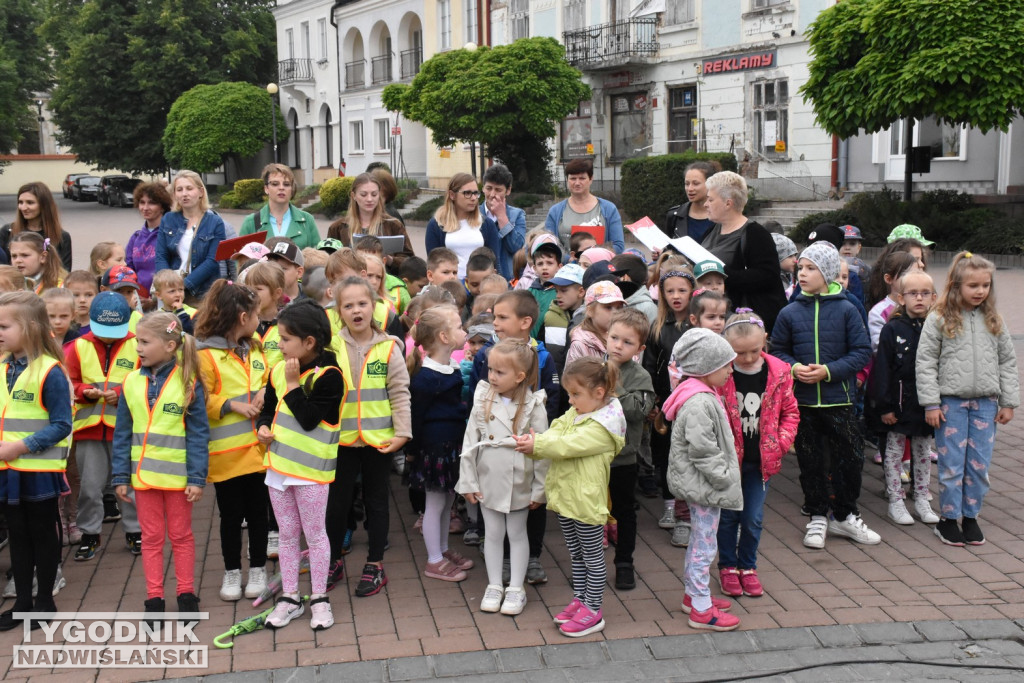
[917,253,1019,547]
[90,242,127,277]
[325,277,410,598]
[111,311,208,617]
[514,357,624,637]
[867,251,918,351]
[565,281,626,364]
[363,254,397,312]
[195,281,271,601]
[458,339,548,614]
[869,270,940,526]
[0,292,73,631]
[689,289,730,335]
[66,270,97,333]
[716,311,799,599]
[256,300,343,629]
[1,182,73,272]
[247,261,287,374]
[405,305,473,582]
[10,232,65,294]
[662,327,742,630]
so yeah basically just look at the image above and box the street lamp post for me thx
[266,83,279,164]
[35,100,45,154]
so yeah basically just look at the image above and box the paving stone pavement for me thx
[2,261,1024,681]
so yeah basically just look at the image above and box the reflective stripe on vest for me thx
[72,336,138,432]
[335,336,396,447]
[200,348,268,455]
[0,356,69,472]
[264,363,339,483]
[123,367,189,490]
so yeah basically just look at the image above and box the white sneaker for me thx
[245,567,267,599]
[52,565,66,596]
[309,597,334,630]
[671,521,691,547]
[803,516,828,549]
[266,595,304,629]
[267,531,280,560]
[887,500,914,525]
[914,498,940,524]
[828,513,882,545]
[220,569,243,601]
[480,584,504,613]
[658,508,676,529]
[500,587,527,616]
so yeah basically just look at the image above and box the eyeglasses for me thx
[903,290,934,299]
[459,190,481,198]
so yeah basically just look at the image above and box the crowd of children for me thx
[0,170,1018,642]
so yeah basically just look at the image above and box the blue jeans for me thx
[717,460,768,570]
[936,396,998,520]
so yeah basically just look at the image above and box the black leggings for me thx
[328,446,391,563]
[609,464,638,566]
[214,472,268,570]
[4,498,60,611]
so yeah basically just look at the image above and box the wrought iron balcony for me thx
[371,55,392,85]
[563,18,659,68]
[400,47,423,80]
[346,59,366,90]
[278,58,314,84]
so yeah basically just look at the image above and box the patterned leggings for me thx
[268,484,330,595]
[884,433,934,501]
[557,514,606,611]
[684,504,721,613]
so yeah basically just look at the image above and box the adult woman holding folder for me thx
[544,158,624,254]
[328,172,414,271]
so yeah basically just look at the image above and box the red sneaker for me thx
[687,605,740,631]
[739,569,763,597]
[681,593,731,614]
[718,567,742,597]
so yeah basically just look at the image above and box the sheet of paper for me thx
[666,236,725,266]
[625,216,670,252]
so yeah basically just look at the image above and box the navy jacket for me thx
[867,314,931,436]
[770,283,871,407]
[468,338,560,423]
[424,216,506,279]
[155,210,226,298]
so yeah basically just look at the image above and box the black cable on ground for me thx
[693,657,1024,683]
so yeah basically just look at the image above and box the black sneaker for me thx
[0,608,24,632]
[637,475,659,498]
[615,563,636,591]
[354,564,387,597]
[74,534,101,561]
[125,533,142,556]
[326,559,345,592]
[176,592,200,616]
[961,517,986,546]
[0,531,8,552]
[103,495,122,523]
[144,597,165,628]
[935,518,965,547]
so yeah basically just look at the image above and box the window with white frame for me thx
[439,0,451,51]
[752,78,789,158]
[285,29,294,59]
[511,0,529,40]
[350,120,364,153]
[301,22,310,59]
[888,117,966,160]
[564,0,585,32]
[752,0,786,8]
[666,0,696,24]
[466,0,478,44]
[375,119,391,152]
[318,19,328,61]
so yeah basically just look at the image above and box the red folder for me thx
[215,231,267,261]
[571,225,606,244]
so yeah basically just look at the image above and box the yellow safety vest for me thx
[123,367,190,490]
[255,324,283,371]
[127,310,143,334]
[327,302,393,358]
[264,362,340,483]
[71,336,138,433]
[0,356,70,472]
[31,277,64,295]
[335,335,396,447]
[200,347,268,455]
[182,304,198,319]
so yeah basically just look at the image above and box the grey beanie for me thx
[672,328,737,377]
[772,233,798,262]
[799,241,841,285]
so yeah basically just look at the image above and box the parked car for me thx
[63,173,90,198]
[98,174,129,205]
[71,176,101,201]
[109,178,143,208]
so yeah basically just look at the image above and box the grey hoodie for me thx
[625,286,657,326]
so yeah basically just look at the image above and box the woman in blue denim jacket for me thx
[155,171,226,300]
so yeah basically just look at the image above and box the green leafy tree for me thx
[801,0,1024,197]
[47,0,277,174]
[383,37,590,192]
[164,82,287,176]
[0,0,51,170]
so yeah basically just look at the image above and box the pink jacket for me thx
[717,352,799,481]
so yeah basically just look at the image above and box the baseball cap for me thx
[89,291,131,339]
[317,238,345,254]
[530,233,563,263]
[694,260,727,280]
[622,248,651,265]
[806,223,845,249]
[841,225,863,241]
[582,261,619,290]
[585,280,626,306]
[101,265,140,291]
[232,242,270,260]
[548,263,585,287]
[267,241,304,267]
[888,224,934,246]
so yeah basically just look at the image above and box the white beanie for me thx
[799,241,841,285]
[672,328,737,377]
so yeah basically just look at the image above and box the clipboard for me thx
[353,234,406,255]
[624,217,724,267]
[215,232,267,261]
[571,225,605,244]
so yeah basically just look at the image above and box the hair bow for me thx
[735,307,754,314]
[963,252,973,259]
[692,287,708,297]
[166,320,179,334]
[42,237,50,253]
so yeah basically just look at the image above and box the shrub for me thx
[406,196,444,221]
[233,179,265,205]
[217,191,244,209]
[620,152,738,227]
[960,212,1024,255]
[320,176,354,213]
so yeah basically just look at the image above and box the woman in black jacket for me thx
[0,182,73,271]
[662,161,719,243]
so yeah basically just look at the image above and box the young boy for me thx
[468,290,560,584]
[303,266,333,308]
[426,247,459,286]
[264,237,305,302]
[543,263,585,371]
[301,247,329,270]
[694,260,727,295]
[355,235,410,314]
[839,225,870,282]
[101,265,143,333]
[399,256,429,298]
[772,233,798,297]
[569,232,597,263]
[66,270,98,335]
[527,234,562,338]
[152,269,197,334]
[611,254,657,325]
[605,308,655,590]
[465,251,497,297]
[479,273,509,296]
[770,241,877,549]
[65,292,142,561]
[42,288,79,345]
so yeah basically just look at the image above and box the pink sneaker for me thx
[681,593,732,614]
[559,604,605,637]
[718,567,742,597]
[739,569,763,597]
[553,597,583,624]
[442,549,474,571]
[687,605,740,631]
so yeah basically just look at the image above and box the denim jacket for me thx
[111,360,210,488]
[155,210,226,298]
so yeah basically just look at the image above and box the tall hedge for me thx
[620,152,738,227]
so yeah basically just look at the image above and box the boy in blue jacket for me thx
[770,242,878,550]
